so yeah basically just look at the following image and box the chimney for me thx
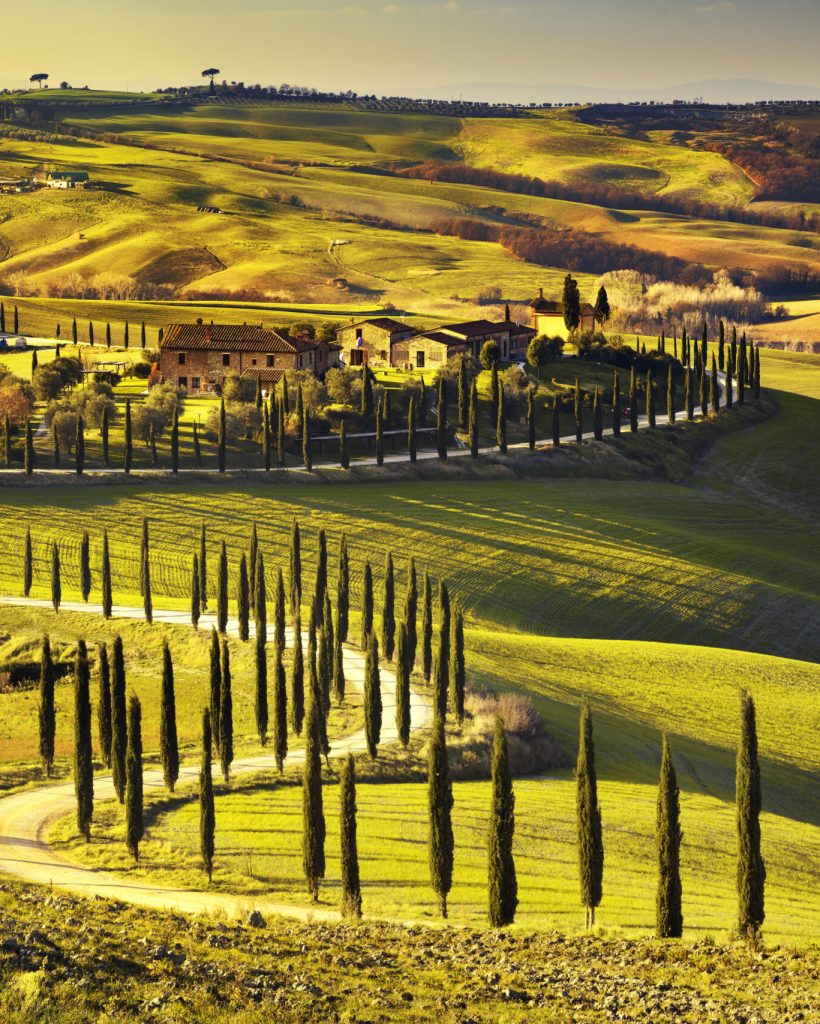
[539,287,543,298]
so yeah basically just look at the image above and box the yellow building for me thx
[529,289,595,341]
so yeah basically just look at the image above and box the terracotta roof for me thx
[438,319,506,339]
[529,292,595,316]
[507,322,537,336]
[412,331,470,348]
[161,323,303,354]
[340,317,412,335]
[240,368,287,384]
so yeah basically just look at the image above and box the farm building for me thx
[38,170,89,189]
[395,319,535,370]
[336,317,413,368]
[158,322,338,393]
[529,288,596,340]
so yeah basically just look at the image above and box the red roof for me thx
[161,323,310,354]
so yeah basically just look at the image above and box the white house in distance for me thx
[529,288,595,340]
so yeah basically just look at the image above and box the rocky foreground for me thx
[0,881,817,1023]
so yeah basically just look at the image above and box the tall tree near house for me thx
[685,366,694,421]
[74,639,94,842]
[192,421,202,467]
[272,643,287,770]
[277,398,285,467]
[302,699,326,902]
[395,620,411,748]
[594,284,610,326]
[79,531,91,602]
[219,638,233,783]
[428,715,454,918]
[290,518,301,616]
[339,754,362,919]
[191,553,201,629]
[236,553,250,641]
[262,403,272,471]
[200,708,215,882]
[469,380,479,458]
[552,396,561,446]
[718,320,726,371]
[360,559,374,649]
[592,387,603,440]
[375,394,384,466]
[209,628,221,753]
[339,419,349,468]
[436,377,447,460]
[110,635,127,803]
[449,602,465,725]
[726,352,734,408]
[737,347,746,405]
[527,386,536,450]
[710,355,720,413]
[72,317,78,344]
[646,371,656,428]
[574,378,583,442]
[407,395,417,463]
[562,273,581,332]
[101,405,109,465]
[290,613,305,737]
[217,540,228,634]
[124,322,130,348]
[105,322,111,348]
[458,356,469,429]
[737,691,766,942]
[170,410,179,474]
[141,519,152,625]
[75,414,84,476]
[496,382,507,452]
[404,555,418,668]
[160,640,179,792]
[381,551,395,662]
[274,567,286,650]
[125,695,143,862]
[302,410,312,471]
[577,701,604,929]
[101,529,112,619]
[629,367,638,433]
[487,716,517,927]
[490,360,499,429]
[51,540,61,613]
[217,397,226,473]
[336,533,349,644]
[124,398,133,474]
[199,522,208,610]
[422,571,433,682]
[363,631,382,759]
[23,527,32,597]
[612,371,621,436]
[39,635,55,778]
[96,642,111,767]
[656,734,683,938]
[24,418,34,475]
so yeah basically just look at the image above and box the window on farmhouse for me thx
[267,355,274,367]
[178,352,186,365]
[191,377,201,390]
[178,376,188,388]
[222,353,230,366]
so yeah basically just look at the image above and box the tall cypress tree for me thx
[381,551,395,661]
[125,695,143,863]
[192,421,202,467]
[101,529,112,619]
[527,385,536,450]
[395,620,411,748]
[363,631,382,758]
[97,642,111,768]
[141,519,152,625]
[469,379,479,458]
[191,553,201,628]
[101,405,110,466]
[332,617,345,705]
[160,639,179,792]
[302,700,326,902]
[200,708,215,882]
[488,716,517,927]
[290,614,305,737]
[449,601,465,725]
[339,754,362,918]
[574,378,583,442]
[23,526,32,597]
[275,567,286,650]
[51,540,61,613]
[290,518,301,615]
[667,365,676,423]
[576,701,604,928]
[422,571,433,682]
[552,396,561,446]
[496,382,507,452]
[726,351,734,408]
[753,343,761,399]
[39,634,55,778]
[404,555,418,668]
[339,419,349,468]
[110,635,127,804]
[4,412,10,467]
[438,579,451,670]
[700,361,709,417]
[124,398,133,474]
[490,361,499,428]
[170,409,179,474]
[236,553,250,641]
[360,559,374,649]
[646,371,656,428]
[336,533,349,643]
[407,394,418,463]
[74,639,94,842]
[737,691,765,941]
[302,410,312,471]
[685,366,695,421]
[272,643,288,771]
[457,356,469,429]
[314,528,328,627]
[199,522,208,610]
[428,716,454,918]
[629,367,638,433]
[254,547,266,641]
[24,418,34,476]
[277,398,285,466]
[436,377,447,460]
[592,387,603,440]
[718,320,725,371]
[375,394,384,466]
[217,540,228,633]
[79,530,91,601]
[262,402,272,471]
[219,638,233,783]
[217,397,227,473]
[209,627,221,752]
[656,734,683,938]
[254,630,268,747]
[710,354,719,413]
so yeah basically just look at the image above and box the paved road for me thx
[0,600,432,922]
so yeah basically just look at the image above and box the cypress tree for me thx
[438,579,451,670]
[74,414,84,475]
[360,559,374,649]
[576,701,604,928]
[667,365,676,423]
[360,368,373,417]
[274,567,286,650]
[656,734,683,938]
[449,602,465,725]
[340,754,362,918]
[73,639,94,842]
[51,540,61,613]
[124,398,132,474]
[458,356,468,429]
[24,418,34,475]
[646,371,656,428]
[170,409,179,473]
[3,411,9,467]
[308,626,330,761]
[236,553,250,641]
[106,322,111,348]
[101,529,112,619]
[79,530,91,601]
[38,635,55,778]
[574,378,583,442]
[110,635,127,803]
[552,397,561,446]
[262,402,271,471]
[302,407,312,471]
[612,371,621,437]
[685,366,695,421]
[125,695,143,862]
[629,367,638,433]
[710,355,719,413]
[124,322,130,348]
[718,320,725,371]
[160,640,179,792]
[209,627,221,752]
[404,555,418,668]
[13,306,17,333]
[290,614,305,737]
[192,421,202,467]
[592,387,603,440]
[101,405,109,466]
[700,361,709,417]
[339,419,349,468]
[217,540,228,633]
[217,397,227,472]
[200,708,215,882]
[422,571,433,682]
[141,519,152,625]
[527,386,535,450]
[737,691,766,941]
[726,352,734,408]
[23,526,32,597]
[219,638,233,782]
[332,616,345,705]
[375,394,384,466]
[290,518,301,615]
[468,379,479,458]
[314,528,328,626]
[490,361,499,428]
[436,377,447,459]
[277,399,285,466]
[199,522,208,610]
[396,620,411,747]
[255,631,268,746]
[302,699,326,901]
[191,553,201,628]
[738,346,746,405]
[141,321,146,349]
[407,395,417,463]
[254,547,266,640]
[428,716,454,918]
[72,317,78,344]
[496,382,507,452]
[753,344,761,399]
[149,420,158,467]
[53,421,61,468]
[363,631,382,759]
[381,551,395,661]
[319,617,332,714]
[97,642,111,768]
[336,534,349,643]
[272,643,287,770]
[488,716,517,927]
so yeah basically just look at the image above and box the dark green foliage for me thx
[262,402,271,471]
[685,366,694,420]
[191,553,201,629]
[52,422,60,468]
[308,628,330,761]
[277,399,285,466]
[236,553,250,641]
[141,519,152,625]
[51,541,61,613]
[73,640,94,842]
[594,285,610,325]
[149,424,158,468]
[332,620,345,705]
[464,379,477,458]
[160,640,179,793]
[488,717,517,927]
[577,702,604,928]
[110,636,127,804]
[275,567,286,650]
[656,734,683,938]
[490,361,499,428]
[360,559,374,649]
[79,531,91,601]
[404,556,418,668]
[200,709,215,882]
[217,398,226,472]
[101,405,109,465]
[302,407,312,471]
[726,352,734,408]
[23,527,32,597]
[192,421,202,467]
[219,638,233,783]
[667,365,676,423]
[407,396,417,463]
[360,368,374,417]
[381,551,395,661]
[612,371,621,436]
[436,377,447,460]
[290,518,301,615]
[563,273,581,331]
[101,530,112,619]
[255,633,268,746]
[24,418,34,476]
[700,361,709,417]
[336,534,349,643]
[718,320,725,371]
[375,394,384,466]
[96,642,111,769]
[339,754,362,918]
[527,386,535,450]
[124,398,132,474]
[171,410,179,473]
[395,620,411,748]
[574,378,583,442]
[710,355,719,413]
[753,344,761,399]
[125,695,143,863]
[339,419,349,468]
[449,602,465,725]
[428,716,454,918]
[318,623,332,715]
[290,615,305,737]
[272,644,288,771]
[438,579,451,671]
[199,523,208,610]
[209,628,221,752]
[646,371,656,428]
[629,367,638,433]
[38,635,55,778]
[363,631,382,759]
[3,412,9,467]
[217,540,228,634]
[254,547,266,641]
[314,529,328,626]
[496,382,507,452]
[422,571,433,682]
[552,397,561,445]
[592,388,603,440]
[737,691,766,940]
[302,701,326,902]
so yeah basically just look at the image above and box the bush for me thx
[205,402,262,442]
[132,362,151,380]
[480,340,501,369]
[325,366,362,407]
[32,357,82,401]
[222,374,256,404]
[471,691,542,738]
[0,378,34,425]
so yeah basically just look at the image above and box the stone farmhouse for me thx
[397,320,536,370]
[529,288,596,340]
[158,322,338,393]
[335,317,413,368]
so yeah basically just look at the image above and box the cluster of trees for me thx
[705,130,820,203]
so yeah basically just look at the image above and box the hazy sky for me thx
[2,0,818,96]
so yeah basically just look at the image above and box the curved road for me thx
[0,600,432,923]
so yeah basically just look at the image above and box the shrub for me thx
[0,379,34,425]
[222,374,256,404]
[324,366,362,407]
